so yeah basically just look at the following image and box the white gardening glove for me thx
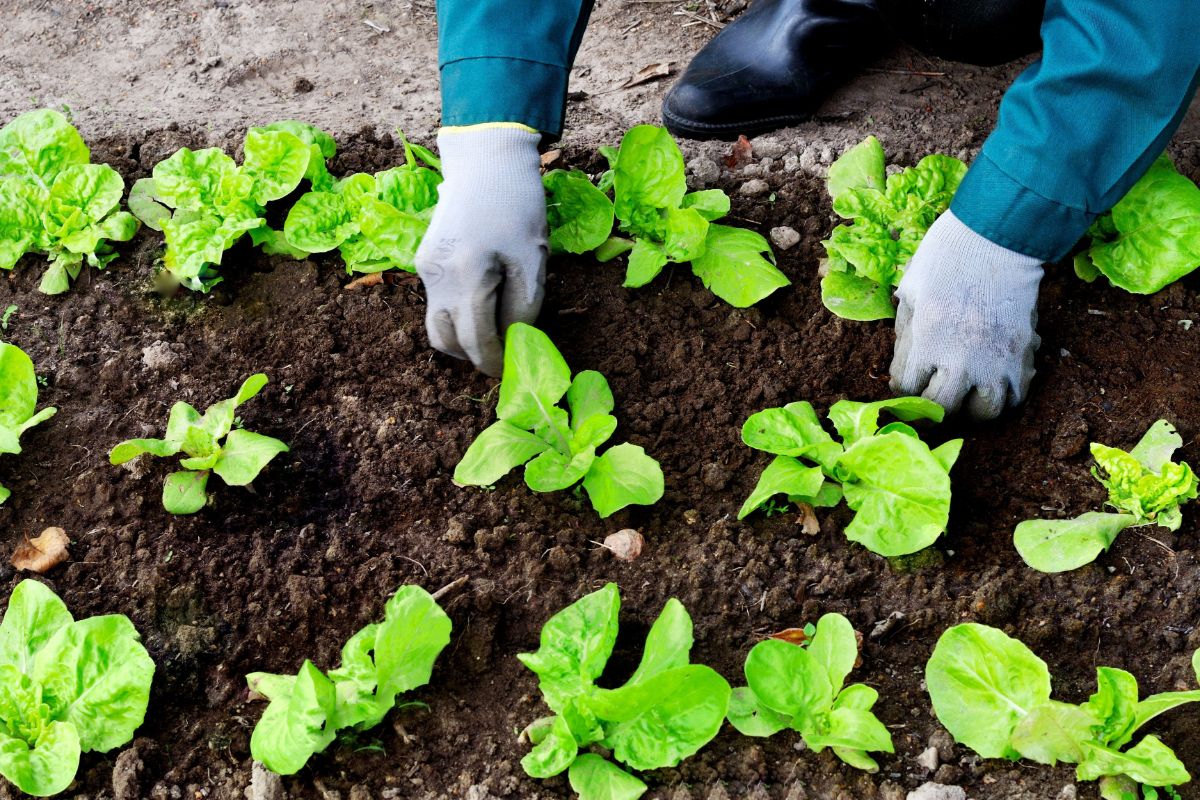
[889,210,1044,420]
[415,126,547,376]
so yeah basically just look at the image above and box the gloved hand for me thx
[889,210,1044,420]
[415,125,547,377]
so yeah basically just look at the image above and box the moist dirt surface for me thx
[3,2,1200,800]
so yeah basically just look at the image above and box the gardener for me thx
[415,0,1199,420]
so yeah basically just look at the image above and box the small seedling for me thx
[0,109,140,294]
[129,121,335,291]
[1015,420,1198,572]
[1,305,16,331]
[109,374,288,514]
[927,623,1200,800]
[246,584,451,775]
[283,131,442,275]
[819,136,966,321]
[0,342,57,505]
[1074,154,1200,294]
[0,580,155,796]
[739,397,961,557]
[728,613,893,771]
[544,125,790,308]
[454,323,664,518]
[519,584,731,799]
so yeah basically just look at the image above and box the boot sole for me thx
[661,105,814,141]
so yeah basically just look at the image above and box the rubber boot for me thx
[661,0,886,140]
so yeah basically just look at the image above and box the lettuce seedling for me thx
[454,323,663,518]
[0,109,140,294]
[928,623,1200,800]
[0,342,57,505]
[728,613,893,772]
[584,125,789,308]
[246,584,451,775]
[283,131,441,275]
[739,397,961,557]
[0,579,155,797]
[1014,420,1197,573]
[819,136,966,321]
[544,168,614,255]
[109,374,288,514]
[519,583,731,800]
[1074,154,1200,294]
[129,121,334,291]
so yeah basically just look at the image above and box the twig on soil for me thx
[400,555,430,577]
[863,67,947,78]
[673,9,724,28]
[430,575,469,601]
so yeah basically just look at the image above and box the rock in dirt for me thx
[603,529,644,562]
[916,745,940,772]
[769,226,801,251]
[12,527,70,573]
[1057,787,1077,800]
[141,341,181,372]
[687,156,720,186]
[739,178,770,197]
[112,746,144,800]
[907,784,966,800]
[247,762,284,800]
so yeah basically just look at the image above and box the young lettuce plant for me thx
[927,623,1200,800]
[454,323,663,518]
[819,136,966,321]
[246,584,451,775]
[728,613,893,772]
[544,168,615,255]
[0,579,155,797]
[128,121,334,290]
[1074,154,1200,294]
[0,342,57,505]
[739,397,961,556]
[109,373,289,514]
[283,132,443,274]
[519,583,731,800]
[0,109,139,294]
[581,125,789,308]
[1014,420,1198,573]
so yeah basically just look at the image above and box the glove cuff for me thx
[436,125,542,192]
[927,210,1044,275]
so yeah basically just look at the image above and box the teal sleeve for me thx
[436,0,595,137]
[951,0,1200,262]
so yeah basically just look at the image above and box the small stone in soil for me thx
[246,763,282,800]
[907,784,966,800]
[603,529,644,562]
[916,745,940,772]
[770,226,801,251]
[739,178,770,197]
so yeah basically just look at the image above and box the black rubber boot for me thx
[661,0,886,140]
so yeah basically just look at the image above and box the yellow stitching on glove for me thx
[441,122,538,135]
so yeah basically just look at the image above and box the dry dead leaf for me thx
[621,62,671,89]
[12,527,69,573]
[346,272,386,289]
[602,529,644,562]
[723,134,753,168]
[768,627,810,646]
[796,502,820,536]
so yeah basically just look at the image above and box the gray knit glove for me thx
[889,210,1044,420]
[415,126,547,377]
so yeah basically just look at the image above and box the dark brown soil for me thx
[2,126,1200,800]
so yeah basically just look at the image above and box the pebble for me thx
[907,784,966,800]
[141,341,180,372]
[687,156,720,186]
[112,747,143,800]
[770,226,800,251]
[1057,787,1077,800]
[246,762,283,800]
[739,178,770,197]
[916,745,940,773]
